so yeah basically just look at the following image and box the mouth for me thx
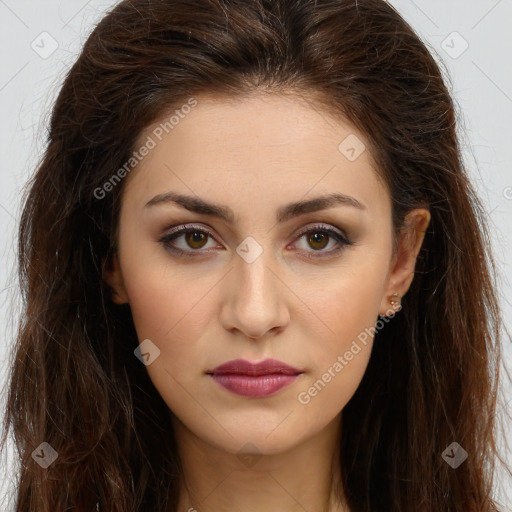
[206,358,304,398]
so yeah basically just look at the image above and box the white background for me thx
[0,0,511,509]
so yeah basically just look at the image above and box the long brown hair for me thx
[1,0,508,510]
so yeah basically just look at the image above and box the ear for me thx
[102,252,129,304]
[378,208,430,317]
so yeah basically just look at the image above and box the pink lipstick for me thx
[206,358,303,398]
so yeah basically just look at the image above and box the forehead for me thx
[122,92,390,219]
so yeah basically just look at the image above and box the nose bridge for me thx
[222,239,289,338]
[238,253,273,305]
[235,234,275,298]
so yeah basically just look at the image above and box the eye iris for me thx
[185,231,208,249]
[308,232,329,250]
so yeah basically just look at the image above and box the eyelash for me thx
[158,223,353,259]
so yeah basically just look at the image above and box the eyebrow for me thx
[144,191,366,223]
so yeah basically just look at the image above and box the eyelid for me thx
[292,223,348,241]
[164,223,217,239]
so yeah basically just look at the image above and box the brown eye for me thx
[185,231,209,249]
[307,232,329,251]
[292,224,353,258]
[159,224,220,256]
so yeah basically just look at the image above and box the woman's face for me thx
[104,92,428,456]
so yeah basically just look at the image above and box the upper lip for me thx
[207,358,303,376]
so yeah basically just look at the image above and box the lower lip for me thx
[209,373,301,397]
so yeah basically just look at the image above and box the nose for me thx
[220,251,291,341]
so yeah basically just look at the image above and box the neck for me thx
[172,413,348,512]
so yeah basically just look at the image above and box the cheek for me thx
[297,248,387,343]
[122,261,216,352]
[119,248,224,380]
[117,225,215,340]
[121,263,218,417]
[292,256,388,414]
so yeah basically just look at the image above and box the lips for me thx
[208,358,303,376]
[206,358,304,398]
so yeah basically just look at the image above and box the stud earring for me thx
[378,292,402,319]
[389,292,401,308]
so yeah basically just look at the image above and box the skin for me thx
[103,91,430,512]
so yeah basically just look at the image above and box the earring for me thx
[389,292,401,308]
[378,292,402,319]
